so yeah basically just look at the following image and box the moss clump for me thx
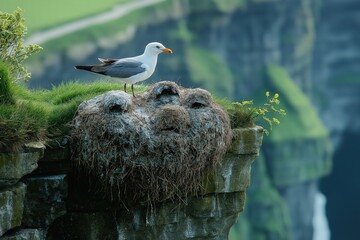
[72,81,232,206]
[0,62,15,104]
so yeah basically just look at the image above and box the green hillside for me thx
[0,0,129,34]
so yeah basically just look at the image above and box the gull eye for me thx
[156,46,160,49]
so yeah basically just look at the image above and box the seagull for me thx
[75,42,173,97]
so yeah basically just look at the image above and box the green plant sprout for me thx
[229,91,286,135]
[0,8,42,81]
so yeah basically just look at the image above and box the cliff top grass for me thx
[0,76,147,152]
[1,75,261,153]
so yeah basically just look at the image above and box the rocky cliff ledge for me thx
[0,83,263,240]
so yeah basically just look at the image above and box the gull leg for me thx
[124,83,127,92]
[132,84,136,97]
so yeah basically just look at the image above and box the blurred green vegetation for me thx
[186,45,234,97]
[0,0,130,34]
[39,7,143,53]
[262,65,328,142]
[26,0,172,61]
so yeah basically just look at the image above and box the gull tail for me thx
[75,64,107,76]
[74,65,93,71]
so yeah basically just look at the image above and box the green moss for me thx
[0,62,15,104]
[263,65,328,142]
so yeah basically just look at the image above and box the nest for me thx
[71,81,232,206]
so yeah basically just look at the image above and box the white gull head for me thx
[143,42,173,56]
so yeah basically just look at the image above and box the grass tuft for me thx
[214,96,256,128]
[0,79,148,152]
[0,62,15,104]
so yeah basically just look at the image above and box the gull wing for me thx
[95,59,146,78]
[98,58,118,64]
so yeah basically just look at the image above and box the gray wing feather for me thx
[103,59,146,78]
[98,58,118,63]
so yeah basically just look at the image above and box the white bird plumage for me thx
[75,42,173,97]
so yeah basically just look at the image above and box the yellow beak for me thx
[162,48,173,54]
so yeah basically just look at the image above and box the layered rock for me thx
[0,143,44,186]
[0,229,46,240]
[0,183,26,236]
[0,142,65,239]
[22,175,68,227]
[313,0,360,143]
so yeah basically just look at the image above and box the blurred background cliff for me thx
[1,0,359,239]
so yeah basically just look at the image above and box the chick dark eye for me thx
[191,101,207,109]
[156,46,160,49]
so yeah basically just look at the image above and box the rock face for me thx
[0,84,263,239]
[313,0,360,143]
[0,144,44,186]
[0,143,66,239]
[0,183,26,236]
[0,229,46,240]
[22,175,68,227]
[312,0,360,238]
[0,144,44,237]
